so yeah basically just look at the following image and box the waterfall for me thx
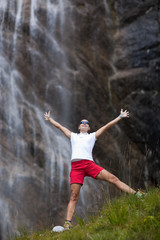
[0,0,72,239]
[0,0,111,239]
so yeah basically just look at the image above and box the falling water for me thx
[0,0,111,239]
[0,0,72,239]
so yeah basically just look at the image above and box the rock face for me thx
[0,0,159,239]
[109,0,160,186]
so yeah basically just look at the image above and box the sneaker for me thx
[64,221,72,230]
[135,189,145,198]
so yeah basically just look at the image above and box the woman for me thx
[44,109,143,230]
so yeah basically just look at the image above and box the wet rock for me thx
[0,0,160,239]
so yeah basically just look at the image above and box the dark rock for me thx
[0,0,160,239]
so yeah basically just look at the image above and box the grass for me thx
[13,188,160,240]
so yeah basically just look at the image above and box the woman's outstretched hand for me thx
[44,111,51,121]
[120,109,129,118]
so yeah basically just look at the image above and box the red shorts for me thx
[70,160,104,185]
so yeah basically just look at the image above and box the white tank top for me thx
[70,132,96,162]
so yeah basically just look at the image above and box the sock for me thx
[65,220,71,224]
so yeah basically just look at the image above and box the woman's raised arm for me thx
[44,111,72,139]
[95,109,129,139]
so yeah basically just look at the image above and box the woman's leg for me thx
[66,183,82,221]
[96,169,136,194]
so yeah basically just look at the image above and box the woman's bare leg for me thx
[96,169,136,194]
[66,183,82,221]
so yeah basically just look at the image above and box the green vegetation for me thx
[13,188,160,240]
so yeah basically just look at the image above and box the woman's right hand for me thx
[44,111,51,121]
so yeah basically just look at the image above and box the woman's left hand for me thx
[120,109,129,118]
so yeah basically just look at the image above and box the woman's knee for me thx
[96,170,119,184]
[70,191,79,202]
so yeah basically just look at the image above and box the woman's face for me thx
[78,119,90,132]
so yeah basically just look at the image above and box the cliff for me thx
[0,0,159,239]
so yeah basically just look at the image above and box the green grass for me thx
[13,188,160,240]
